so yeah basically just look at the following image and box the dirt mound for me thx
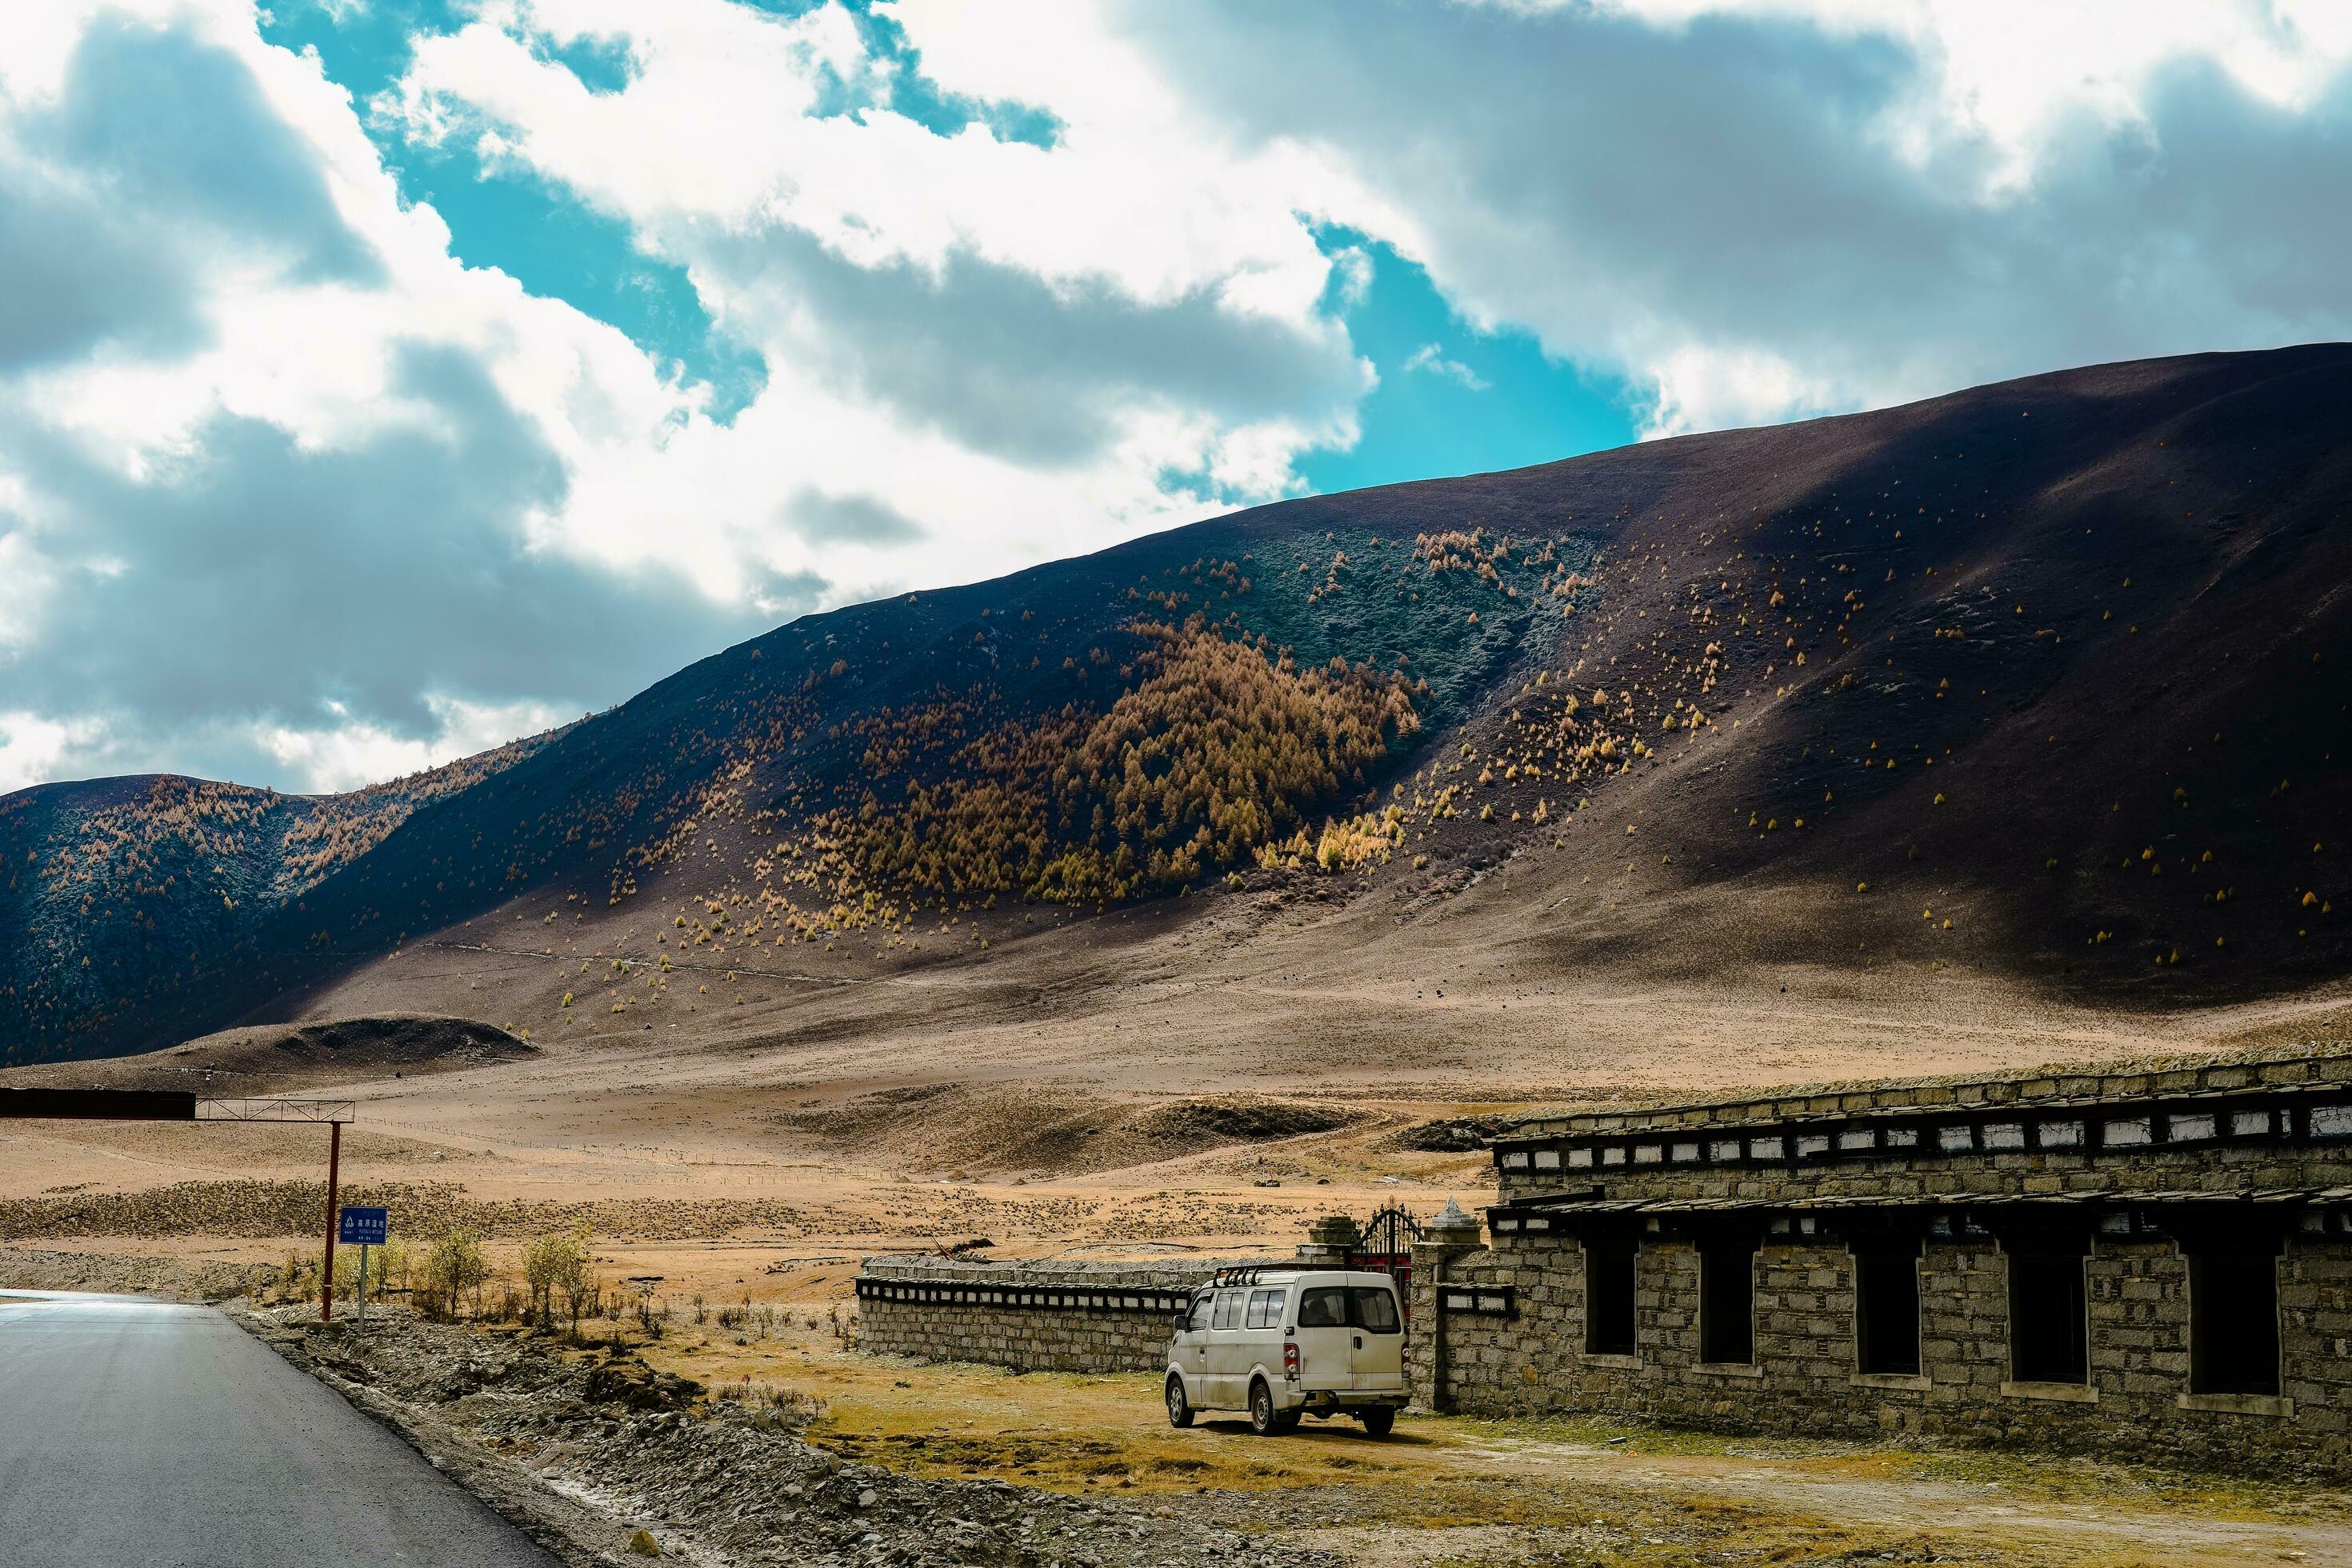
[0,1015,534,1096]
[1130,1097,1354,1144]
[1382,1114,1514,1153]
[768,1084,1357,1178]
[770,1083,1141,1176]
[769,1084,957,1141]
[212,1015,534,1074]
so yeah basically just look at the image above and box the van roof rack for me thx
[1204,1263,1304,1290]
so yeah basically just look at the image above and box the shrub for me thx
[714,1380,829,1426]
[521,1226,590,1329]
[420,1228,490,1320]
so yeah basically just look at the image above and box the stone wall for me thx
[1414,1230,2352,1478]
[854,1255,1254,1374]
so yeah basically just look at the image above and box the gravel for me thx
[244,1304,1338,1568]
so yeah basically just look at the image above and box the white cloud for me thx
[258,694,570,794]
[1475,0,2352,180]
[0,2,770,791]
[369,0,1376,606]
[1402,342,1490,392]
[1636,343,1833,439]
[0,712,104,796]
[1111,0,2352,434]
[0,0,1376,794]
[383,0,1351,322]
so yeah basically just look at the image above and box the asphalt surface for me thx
[0,1290,555,1567]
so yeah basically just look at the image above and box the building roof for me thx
[1498,1044,2352,1143]
[1494,1186,2352,1215]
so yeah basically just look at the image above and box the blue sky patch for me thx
[535,30,638,97]
[758,0,1066,146]
[1301,228,1637,494]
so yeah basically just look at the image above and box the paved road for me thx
[0,1290,555,1567]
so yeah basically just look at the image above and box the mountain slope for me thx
[6,343,2350,1066]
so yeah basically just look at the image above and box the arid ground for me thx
[10,946,2352,1563]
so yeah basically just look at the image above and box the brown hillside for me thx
[3,343,2350,1067]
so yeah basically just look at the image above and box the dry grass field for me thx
[8,900,2352,1565]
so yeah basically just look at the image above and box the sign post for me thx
[338,1206,389,1326]
[321,1122,341,1323]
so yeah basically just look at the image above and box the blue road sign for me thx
[338,1206,388,1246]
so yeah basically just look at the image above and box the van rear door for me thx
[1349,1283,1406,1391]
[1294,1284,1353,1390]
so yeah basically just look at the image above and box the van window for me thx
[1185,1294,1212,1333]
[1246,1288,1283,1330]
[1210,1291,1242,1330]
[1298,1287,1348,1327]
[1300,1285,1401,1330]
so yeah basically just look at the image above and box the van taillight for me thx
[1283,1342,1300,1376]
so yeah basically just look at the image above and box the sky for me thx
[6,1,2352,794]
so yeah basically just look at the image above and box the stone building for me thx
[1409,1046,2352,1475]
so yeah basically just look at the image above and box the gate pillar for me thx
[1411,1198,1487,1413]
[1295,1213,1362,1266]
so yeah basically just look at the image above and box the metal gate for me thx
[1348,1202,1425,1319]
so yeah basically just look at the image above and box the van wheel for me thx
[1165,1375,1194,1430]
[1248,1379,1281,1436]
[1358,1407,1395,1438]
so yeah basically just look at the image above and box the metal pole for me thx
[321,1121,342,1324]
[357,1243,370,1327]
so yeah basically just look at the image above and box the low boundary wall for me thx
[854,1254,1261,1374]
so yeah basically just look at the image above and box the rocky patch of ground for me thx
[0,1245,276,1300]
[242,1303,1338,1568]
[0,1182,828,1243]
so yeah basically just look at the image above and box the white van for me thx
[1165,1268,1408,1436]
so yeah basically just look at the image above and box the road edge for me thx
[231,1303,666,1568]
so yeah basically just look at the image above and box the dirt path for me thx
[1443,1431,2352,1564]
